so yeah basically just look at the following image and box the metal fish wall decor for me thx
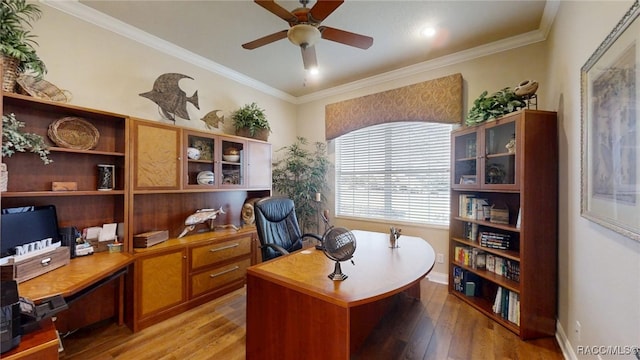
[139,73,199,121]
[201,110,225,130]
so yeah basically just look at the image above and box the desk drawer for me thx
[190,258,250,298]
[190,236,251,270]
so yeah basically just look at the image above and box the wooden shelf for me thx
[2,190,126,197]
[451,236,520,261]
[449,109,558,340]
[450,291,520,334]
[49,147,125,157]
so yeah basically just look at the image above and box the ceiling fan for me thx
[242,0,373,70]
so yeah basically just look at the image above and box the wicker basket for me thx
[1,163,8,192]
[16,75,72,103]
[48,117,100,150]
[1,54,20,93]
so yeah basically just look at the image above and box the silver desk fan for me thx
[322,226,356,281]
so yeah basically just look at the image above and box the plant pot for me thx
[236,128,269,142]
[1,54,20,93]
[1,163,8,192]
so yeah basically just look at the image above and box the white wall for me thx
[32,4,298,151]
[544,1,640,358]
[296,41,550,276]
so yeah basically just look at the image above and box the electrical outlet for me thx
[575,321,581,342]
[437,253,444,264]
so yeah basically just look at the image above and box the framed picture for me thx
[580,1,640,241]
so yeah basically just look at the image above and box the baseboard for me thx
[556,319,577,360]
[426,271,448,285]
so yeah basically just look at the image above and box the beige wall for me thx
[544,0,640,356]
[28,1,640,354]
[296,41,549,276]
[33,4,298,152]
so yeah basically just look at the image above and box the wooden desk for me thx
[18,252,133,326]
[1,318,59,360]
[246,230,435,360]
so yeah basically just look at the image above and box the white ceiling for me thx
[51,1,555,102]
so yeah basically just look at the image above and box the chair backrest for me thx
[254,196,303,261]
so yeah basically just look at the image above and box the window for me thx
[335,121,452,226]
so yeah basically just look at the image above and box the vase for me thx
[1,163,8,192]
[1,54,20,93]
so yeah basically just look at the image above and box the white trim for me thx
[426,271,448,285]
[40,0,297,104]
[556,320,577,360]
[41,1,558,105]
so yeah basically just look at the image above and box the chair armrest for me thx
[262,243,290,256]
[302,233,323,242]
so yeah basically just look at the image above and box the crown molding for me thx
[40,0,297,104]
[296,29,547,104]
[41,0,558,106]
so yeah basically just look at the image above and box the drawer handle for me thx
[209,243,239,252]
[41,257,52,266]
[209,266,240,278]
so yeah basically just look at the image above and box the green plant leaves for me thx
[465,87,526,126]
[2,113,52,164]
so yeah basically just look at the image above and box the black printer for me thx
[0,280,21,353]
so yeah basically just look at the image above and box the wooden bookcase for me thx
[1,92,129,239]
[448,109,558,340]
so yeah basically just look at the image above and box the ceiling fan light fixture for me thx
[287,24,321,48]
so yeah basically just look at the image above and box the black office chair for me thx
[254,196,322,262]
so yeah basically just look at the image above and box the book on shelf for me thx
[464,222,479,242]
[453,266,481,296]
[458,195,489,220]
[471,248,486,270]
[492,286,520,325]
[484,254,520,282]
[479,231,511,250]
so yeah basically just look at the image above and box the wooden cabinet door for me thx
[132,120,181,190]
[247,140,272,189]
[137,248,187,318]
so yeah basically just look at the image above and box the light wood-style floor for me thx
[59,279,564,360]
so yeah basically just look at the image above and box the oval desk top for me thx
[247,230,435,307]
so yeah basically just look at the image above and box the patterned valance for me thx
[325,73,463,140]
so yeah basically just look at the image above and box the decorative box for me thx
[0,247,70,283]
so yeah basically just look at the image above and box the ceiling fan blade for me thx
[319,26,373,49]
[301,46,318,70]
[255,0,298,24]
[309,0,344,22]
[242,29,288,49]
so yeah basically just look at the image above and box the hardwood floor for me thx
[59,279,564,360]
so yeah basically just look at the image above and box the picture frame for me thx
[580,1,640,242]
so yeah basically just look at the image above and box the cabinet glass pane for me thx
[484,122,516,185]
[221,140,244,186]
[453,132,478,185]
[187,135,216,186]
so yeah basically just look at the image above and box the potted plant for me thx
[231,102,271,141]
[272,137,329,233]
[2,113,52,191]
[1,0,47,92]
[465,87,526,126]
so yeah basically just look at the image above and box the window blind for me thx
[335,122,451,226]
